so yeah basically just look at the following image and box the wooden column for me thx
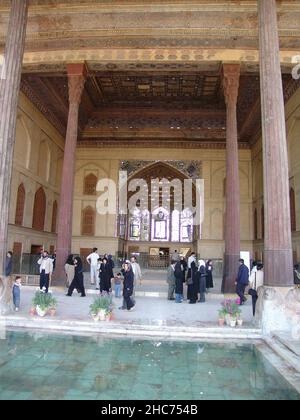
[258,0,293,287]
[0,0,29,276]
[222,64,241,293]
[54,64,86,284]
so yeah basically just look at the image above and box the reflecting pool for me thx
[0,331,299,400]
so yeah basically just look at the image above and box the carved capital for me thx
[67,63,87,105]
[222,64,240,106]
[68,75,86,105]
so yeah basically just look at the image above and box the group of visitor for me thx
[167,252,214,304]
[64,248,142,311]
[5,246,300,316]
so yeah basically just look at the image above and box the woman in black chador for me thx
[66,257,86,297]
[99,257,112,293]
[174,260,184,303]
[195,260,207,303]
[206,260,214,291]
[121,262,135,311]
[187,259,198,304]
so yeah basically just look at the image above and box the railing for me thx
[11,253,224,277]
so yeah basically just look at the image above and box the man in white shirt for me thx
[87,248,100,287]
[38,251,53,293]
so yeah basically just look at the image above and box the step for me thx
[3,315,262,340]
[264,334,300,373]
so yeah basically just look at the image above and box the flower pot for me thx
[98,309,106,321]
[230,319,237,328]
[49,308,56,317]
[237,319,243,327]
[225,314,231,326]
[29,307,36,316]
[36,305,47,317]
[105,312,113,322]
[218,318,225,327]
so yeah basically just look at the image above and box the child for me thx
[12,276,22,312]
[114,273,122,298]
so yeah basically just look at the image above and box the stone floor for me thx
[0,285,260,342]
[11,283,252,325]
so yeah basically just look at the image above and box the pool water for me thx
[0,331,299,400]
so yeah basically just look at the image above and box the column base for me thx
[0,276,14,315]
[255,286,300,337]
[51,269,67,287]
[222,253,240,294]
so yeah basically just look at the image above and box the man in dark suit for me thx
[235,259,249,306]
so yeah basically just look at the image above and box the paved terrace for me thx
[2,271,258,340]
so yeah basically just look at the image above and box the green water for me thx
[0,331,299,400]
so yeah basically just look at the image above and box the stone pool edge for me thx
[2,315,262,340]
[256,341,300,395]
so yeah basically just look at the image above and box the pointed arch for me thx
[32,187,46,231]
[84,173,98,195]
[51,200,58,233]
[81,206,95,236]
[15,183,25,226]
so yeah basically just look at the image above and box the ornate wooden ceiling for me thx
[20,67,300,148]
[2,0,296,148]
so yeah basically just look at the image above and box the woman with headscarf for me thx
[64,254,75,287]
[66,257,86,297]
[195,260,207,303]
[121,262,135,311]
[107,254,115,279]
[187,257,198,304]
[206,260,214,292]
[99,257,112,293]
[174,260,184,303]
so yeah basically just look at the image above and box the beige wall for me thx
[8,92,64,253]
[73,147,253,259]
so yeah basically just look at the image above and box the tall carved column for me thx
[54,64,86,284]
[0,0,28,314]
[0,0,28,274]
[258,0,293,287]
[222,64,241,294]
[255,1,298,336]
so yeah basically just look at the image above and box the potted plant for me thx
[90,292,113,321]
[218,309,226,326]
[32,290,57,317]
[220,299,242,327]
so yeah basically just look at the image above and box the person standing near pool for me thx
[196,260,207,303]
[38,251,53,294]
[86,248,100,287]
[64,254,75,287]
[99,257,112,293]
[66,257,86,297]
[206,260,214,292]
[167,260,176,300]
[12,276,22,312]
[121,262,135,311]
[174,260,184,303]
[235,258,250,306]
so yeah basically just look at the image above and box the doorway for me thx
[149,247,170,268]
